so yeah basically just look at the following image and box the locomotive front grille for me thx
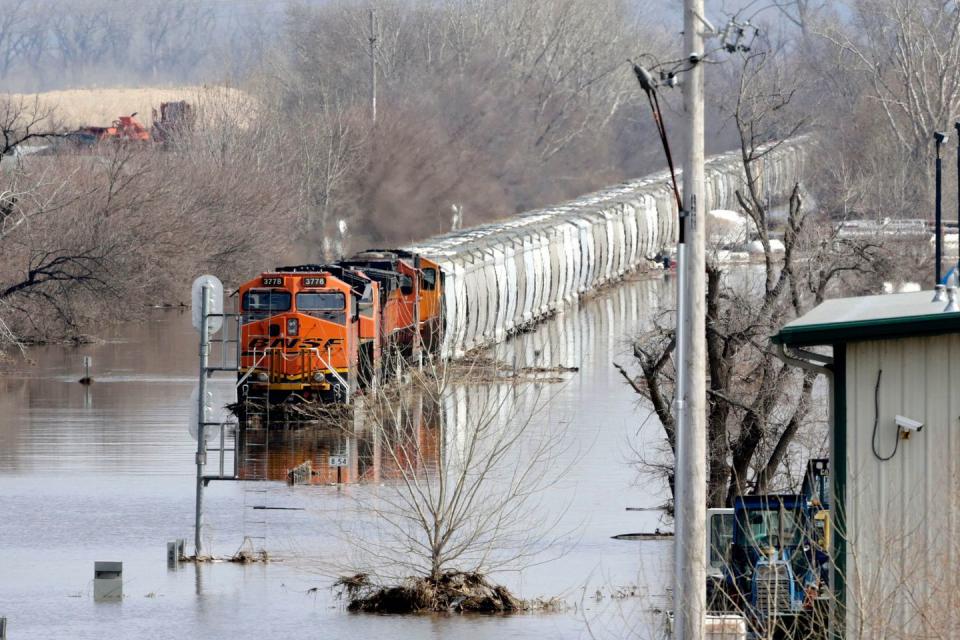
[756,563,791,613]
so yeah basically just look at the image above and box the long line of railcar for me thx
[403,136,806,359]
[235,137,807,404]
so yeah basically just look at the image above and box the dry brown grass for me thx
[5,85,254,129]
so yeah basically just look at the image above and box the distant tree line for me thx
[0,0,282,90]
[267,0,681,252]
[1,0,955,350]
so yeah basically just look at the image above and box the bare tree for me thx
[0,0,34,78]
[332,357,573,612]
[139,0,214,80]
[815,0,960,210]
[0,95,61,162]
[616,48,887,507]
[0,91,304,352]
[48,0,118,75]
[277,0,672,242]
[0,149,139,342]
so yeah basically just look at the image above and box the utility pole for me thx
[369,8,377,123]
[674,0,706,638]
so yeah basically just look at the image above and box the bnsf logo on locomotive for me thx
[243,337,341,354]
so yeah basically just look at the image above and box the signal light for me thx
[287,317,299,336]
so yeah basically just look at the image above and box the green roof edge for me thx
[773,312,960,347]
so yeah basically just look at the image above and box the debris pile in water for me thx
[445,356,578,384]
[230,548,269,563]
[336,571,525,614]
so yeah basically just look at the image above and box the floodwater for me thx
[0,275,676,639]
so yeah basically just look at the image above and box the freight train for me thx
[234,137,808,406]
[237,250,442,403]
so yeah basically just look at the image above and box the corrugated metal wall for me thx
[845,336,960,638]
[404,137,808,358]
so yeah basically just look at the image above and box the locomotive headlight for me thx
[286,317,299,336]
[313,372,325,382]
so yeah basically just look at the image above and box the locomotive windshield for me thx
[296,292,345,311]
[422,268,437,290]
[242,289,291,316]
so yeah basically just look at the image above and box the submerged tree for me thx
[333,355,573,613]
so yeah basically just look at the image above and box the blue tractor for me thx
[709,459,831,638]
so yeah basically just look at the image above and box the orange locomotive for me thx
[339,250,444,358]
[237,251,443,404]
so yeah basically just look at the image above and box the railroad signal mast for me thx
[192,275,224,558]
[190,274,249,558]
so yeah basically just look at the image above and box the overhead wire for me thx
[631,61,685,241]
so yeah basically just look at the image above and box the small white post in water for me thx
[79,355,93,385]
[167,541,180,569]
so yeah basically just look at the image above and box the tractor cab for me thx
[718,494,828,635]
[707,462,833,638]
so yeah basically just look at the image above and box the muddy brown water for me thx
[0,276,676,639]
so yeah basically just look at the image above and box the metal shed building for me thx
[774,289,960,638]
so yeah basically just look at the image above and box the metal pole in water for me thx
[675,0,707,638]
[195,285,210,558]
[79,355,93,385]
[955,122,960,283]
[936,133,945,285]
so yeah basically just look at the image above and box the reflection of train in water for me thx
[238,250,443,404]
[236,393,441,483]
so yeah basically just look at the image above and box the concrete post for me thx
[674,1,707,639]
